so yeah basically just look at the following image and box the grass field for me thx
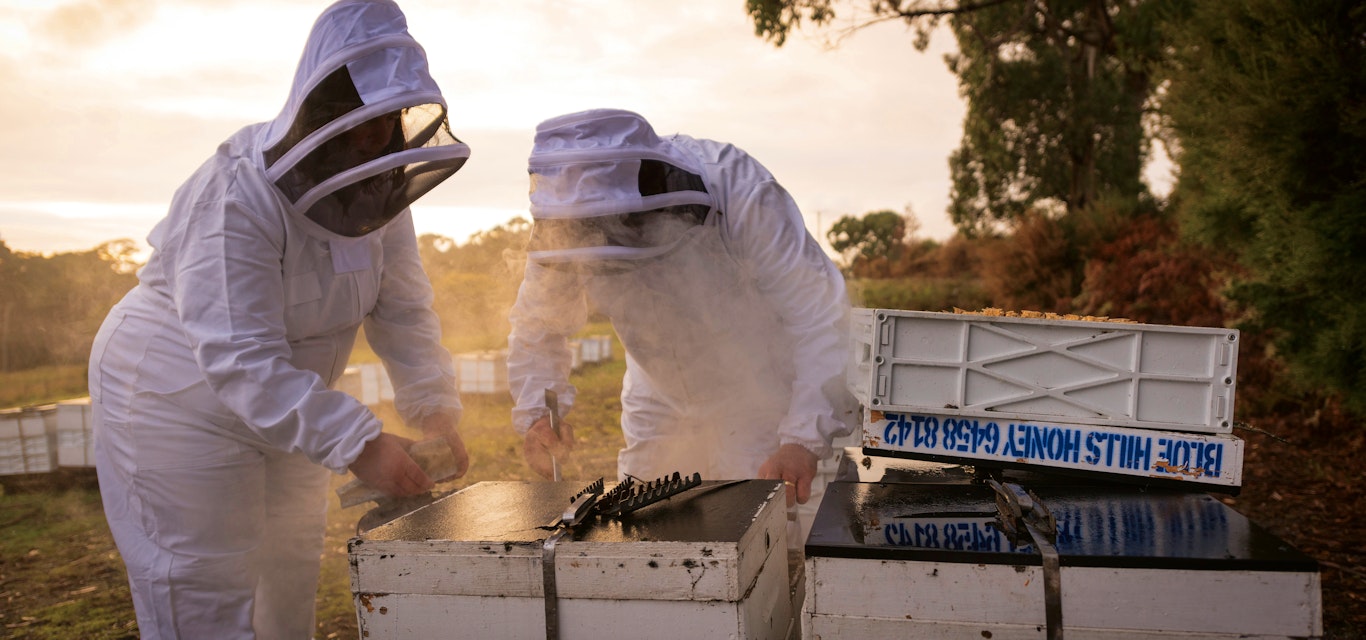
[0,329,626,639]
[0,365,90,410]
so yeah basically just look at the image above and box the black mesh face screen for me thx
[638,159,707,198]
[528,205,711,253]
[264,66,365,170]
[265,93,466,237]
[527,156,713,263]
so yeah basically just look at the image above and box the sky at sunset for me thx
[1,0,980,257]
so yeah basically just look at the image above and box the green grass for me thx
[0,472,140,639]
[848,276,991,312]
[0,365,89,410]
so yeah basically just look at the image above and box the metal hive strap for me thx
[988,479,1063,640]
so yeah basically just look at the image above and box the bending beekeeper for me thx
[507,108,859,545]
[88,1,471,637]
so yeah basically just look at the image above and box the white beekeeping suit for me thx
[508,108,859,545]
[88,1,470,637]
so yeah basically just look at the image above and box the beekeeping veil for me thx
[526,109,717,266]
[259,0,469,237]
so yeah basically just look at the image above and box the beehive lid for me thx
[350,480,786,602]
[807,481,1317,572]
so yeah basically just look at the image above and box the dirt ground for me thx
[1224,411,1366,637]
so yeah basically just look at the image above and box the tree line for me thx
[0,240,141,372]
[755,0,1365,419]
[0,218,533,377]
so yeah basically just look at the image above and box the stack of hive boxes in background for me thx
[336,362,396,407]
[798,308,1323,638]
[55,397,94,468]
[339,336,614,405]
[1,399,98,474]
[454,350,508,395]
[0,405,58,475]
[574,334,613,368]
[454,337,611,396]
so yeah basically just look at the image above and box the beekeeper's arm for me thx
[507,261,588,477]
[723,162,856,505]
[363,210,468,480]
[173,194,430,498]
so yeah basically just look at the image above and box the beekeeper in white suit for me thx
[88,1,470,637]
[508,108,858,544]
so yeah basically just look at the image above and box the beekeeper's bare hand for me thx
[523,415,575,479]
[420,412,469,481]
[758,444,818,507]
[349,432,433,497]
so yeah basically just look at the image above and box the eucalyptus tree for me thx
[747,0,1167,236]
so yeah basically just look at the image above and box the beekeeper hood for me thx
[259,0,469,237]
[526,109,717,265]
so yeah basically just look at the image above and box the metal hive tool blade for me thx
[544,478,606,531]
[598,471,703,517]
[570,477,604,502]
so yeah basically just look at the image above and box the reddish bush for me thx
[1073,215,1233,327]
[977,211,1079,313]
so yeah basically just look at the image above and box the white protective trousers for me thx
[94,382,329,638]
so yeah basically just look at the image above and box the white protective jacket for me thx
[90,0,469,474]
[508,109,857,480]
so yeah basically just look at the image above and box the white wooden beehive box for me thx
[803,481,1322,639]
[0,405,57,475]
[55,397,94,468]
[349,480,794,639]
[455,349,509,394]
[336,363,394,406]
[578,335,604,364]
[593,334,613,361]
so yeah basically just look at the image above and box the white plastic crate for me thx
[850,308,1240,434]
[55,397,94,468]
[0,405,58,475]
[455,350,509,395]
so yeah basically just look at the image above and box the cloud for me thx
[0,64,245,204]
[0,201,162,256]
[35,0,154,49]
